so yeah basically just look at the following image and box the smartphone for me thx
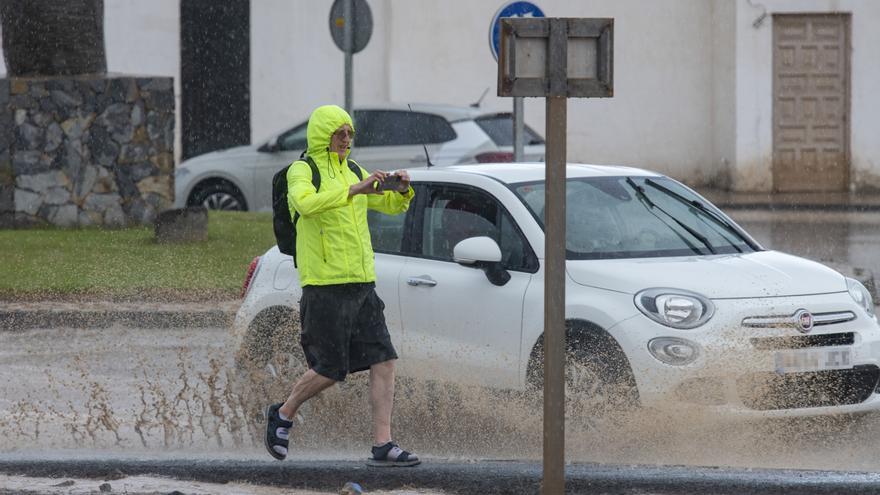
[374,174,403,191]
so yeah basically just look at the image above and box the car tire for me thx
[188,179,248,211]
[233,306,305,428]
[526,321,640,427]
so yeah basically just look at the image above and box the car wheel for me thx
[233,306,305,429]
[188,180,248,211]
[527,321,640,428]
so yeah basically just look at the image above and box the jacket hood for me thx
[306,105,355,159]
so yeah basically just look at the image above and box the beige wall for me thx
[732,0,880,191]
[3,0,879,191]
[384,0,719,183]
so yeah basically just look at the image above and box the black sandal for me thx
[264,403,293,460]
[367,441,421,467]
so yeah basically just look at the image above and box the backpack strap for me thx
[347,159,365,181]
[303,156,321,191]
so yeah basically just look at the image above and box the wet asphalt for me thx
[2,457,880,494]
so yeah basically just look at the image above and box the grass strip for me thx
[0,211,275,298]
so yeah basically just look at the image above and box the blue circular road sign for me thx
[489,1,545,61]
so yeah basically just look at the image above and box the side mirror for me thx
[453,236,501,264]
[453,236,511,286]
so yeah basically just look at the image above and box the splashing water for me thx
[2,323,879,471]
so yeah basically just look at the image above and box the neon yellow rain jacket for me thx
[287,105,414,287]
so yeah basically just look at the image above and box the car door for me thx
[367,208,412,348]
[396,184,538,389]
[350,110,456,170]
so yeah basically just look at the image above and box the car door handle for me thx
[407,276,437,287]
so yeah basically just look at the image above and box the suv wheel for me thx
[189,180,247,211]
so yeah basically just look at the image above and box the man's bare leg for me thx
[369,359,396,445]
[280,368,336,420]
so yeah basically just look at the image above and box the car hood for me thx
[566,251,847,299]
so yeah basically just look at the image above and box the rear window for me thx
[474,114,544,146]
[354,110,457,147]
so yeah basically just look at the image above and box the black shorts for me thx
[299,282,398,382]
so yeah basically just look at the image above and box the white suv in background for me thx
[174,103,545,211]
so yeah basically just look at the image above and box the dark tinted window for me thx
[368,210,406,254]
[419,185,537,272]
[354,110,457,147]
[474,114,544,146]
[277,123,308,152]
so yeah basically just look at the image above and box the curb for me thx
[2,458,880,495]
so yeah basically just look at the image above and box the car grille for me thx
[737,364,880,410]
[750,332,855,350]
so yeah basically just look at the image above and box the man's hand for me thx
[393,170,411,192]
[349,170,390,198]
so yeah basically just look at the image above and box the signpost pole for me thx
[542,95,567,495]
[513,96,524,161]
[498,15,612,495]
[343,0,353,114]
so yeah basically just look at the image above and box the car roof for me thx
[407,162,664,185]
[353,102,504,122]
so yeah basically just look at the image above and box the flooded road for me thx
[2,323,880,474]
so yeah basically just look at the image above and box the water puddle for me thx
[2,324,880,472]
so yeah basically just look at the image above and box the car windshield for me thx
[513,176,759,260]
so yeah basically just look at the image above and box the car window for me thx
[277,123,308,152]
[368,209,406,254]
[474,114,544,146]
[354,110,457,147]
[514,177,756,260]
[419,185,536,272]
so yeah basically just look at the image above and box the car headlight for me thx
[846,277,876,320]
[634,288,715,329]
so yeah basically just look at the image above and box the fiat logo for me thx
[794,309,814,333]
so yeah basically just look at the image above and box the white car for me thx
[174,103,545,212]
[233,163,880,418]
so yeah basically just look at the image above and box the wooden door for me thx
[772,14,850,192]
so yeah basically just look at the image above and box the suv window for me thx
[354,110,457,147]
[277,123,308,152]
[419,185,537,272]
[368,210,406,254]
[474,114,544,146]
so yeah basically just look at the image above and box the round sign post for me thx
[489,1,545,61]
[329,0,373,114]
[490,2,545,162]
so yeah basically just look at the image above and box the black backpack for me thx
[272,153,364,265]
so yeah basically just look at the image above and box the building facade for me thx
[4,0,876,193]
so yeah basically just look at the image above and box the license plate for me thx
[773,347,853,374]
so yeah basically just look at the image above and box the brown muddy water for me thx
[2,324,880,472]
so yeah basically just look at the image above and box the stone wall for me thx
[0,75,174,227]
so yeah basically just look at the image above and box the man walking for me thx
[264,104,419,467]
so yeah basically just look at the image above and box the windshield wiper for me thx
[625,178,715,255]
[643,178,757,251]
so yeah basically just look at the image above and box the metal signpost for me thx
[329,0,373,114]
[490,1,544,162]
[498,17,613,494]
